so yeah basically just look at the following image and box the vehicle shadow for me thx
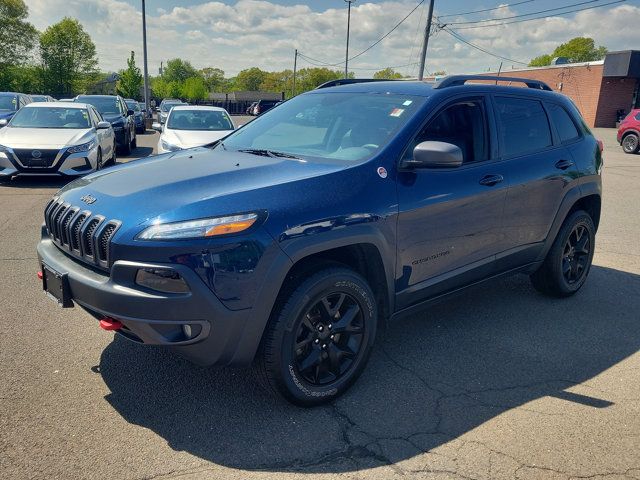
[0,175,72,189]
[118,146,154,161]
[98,265,640,472]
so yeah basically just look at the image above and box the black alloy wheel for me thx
[562,224,590,285]
[293,292,364,386]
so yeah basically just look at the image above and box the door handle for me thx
[479,174,504,186]
[555,159,574,170]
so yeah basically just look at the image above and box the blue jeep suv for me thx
[37,76,603,405]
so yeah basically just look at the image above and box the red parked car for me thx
[617,109,640,154]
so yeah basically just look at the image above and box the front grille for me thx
[44,199,121,269]
[13,149,60,168]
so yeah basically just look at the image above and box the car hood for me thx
[162,129,232,149]
[0,127,93,148]
[56,147,349,227]
[101,113,125,125]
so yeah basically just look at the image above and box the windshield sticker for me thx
[402,100,413,106]
[390,108,404,117]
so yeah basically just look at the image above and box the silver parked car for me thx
[0,102,116,181]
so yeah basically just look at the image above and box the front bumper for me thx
[37,235,252,366]
[0,147,97,178]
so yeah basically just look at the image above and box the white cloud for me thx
[25,1,640,77]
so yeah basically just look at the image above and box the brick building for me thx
[472,50,640,128]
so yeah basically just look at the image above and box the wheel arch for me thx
[228,231,395,366]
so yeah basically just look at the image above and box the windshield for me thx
[221,92,425,162]
[126,101,141,111]
[76,97,120,116]
[0,95,18,112]
[9,107,91,129]
[168,110,233,131]
[161,102,183,112]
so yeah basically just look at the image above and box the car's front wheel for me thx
[257,266,378,406]
[530,210,595,297]
[121,132,132,156]
[95,148,102,170]
[622,133,639,154]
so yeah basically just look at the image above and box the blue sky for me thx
[26,0,640,77]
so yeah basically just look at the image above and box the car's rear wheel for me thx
[110,140,117,165]
[622,133,639,154]
[256,266,378,406]
[131,129,137,150]
[530,210,595,297]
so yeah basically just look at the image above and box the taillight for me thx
[597,140,604,153]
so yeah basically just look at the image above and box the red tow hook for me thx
[37,271,43,280]
[99,318,123,331]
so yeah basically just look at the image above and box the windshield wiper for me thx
[237,149,301,159]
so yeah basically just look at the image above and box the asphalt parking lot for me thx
[0,127,638,480]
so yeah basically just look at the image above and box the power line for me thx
[438,0,538,18]
[296,53,419,72]
[446,0,607,25]
[440,27,529,65]
[449,0,627,29]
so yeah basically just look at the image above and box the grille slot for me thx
[43,199,120,269]
[70,214,88,251]
[97,223,117,262]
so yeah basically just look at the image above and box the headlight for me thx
[161,139,181,152]
[137,213,259,240]
[67,139,97,154]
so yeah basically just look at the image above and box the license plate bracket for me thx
[42,264,73,308]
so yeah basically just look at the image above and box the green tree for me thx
[162,58,198,84]
[182,76,208,102]
[528,37,607,67]
[432,70,447,76]
[39,17,98,95]
[295,67,348,93]
[260,70,292,95]
[0,0,37,66]
[116,51,143,99]
[233,67,267,91]
[200,67,226,92]
[373,68,403,80]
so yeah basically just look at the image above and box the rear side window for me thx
[636,112,640,121]
[547,103,579,143]
[495,97,552,157]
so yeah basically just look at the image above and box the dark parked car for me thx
[125,99,146,134]
[0,92,31,127]
[37,75,602,406]
[30,94,56,103]
[75,95,136,154]
[252,99,279,116]
[617,108,640,154]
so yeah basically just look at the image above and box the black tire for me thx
[622,133,639,154]
[256,266,378,406]
[121,133,132,156]
[110,141,117,165]
[131,130,137,150]
[95,148,102,170]
[530,210,595,297]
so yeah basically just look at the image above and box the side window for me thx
[547,103,580,143]
[406,98,489,164]
[89,107,100,126]
[495,97,552,157]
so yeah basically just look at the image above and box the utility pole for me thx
[292,49,298,98]
[418,0,435,81]
[141,0,150,114]
[344,0,356,79]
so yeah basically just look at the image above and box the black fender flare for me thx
[536,180,601,262]
[228,223,396,365]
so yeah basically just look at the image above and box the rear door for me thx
[395,95,510,309]
[494,95,581,269]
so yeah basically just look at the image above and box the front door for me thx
[396,96,509,310]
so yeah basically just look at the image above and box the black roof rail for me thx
[433,75,552,91]
[315,78,398,89]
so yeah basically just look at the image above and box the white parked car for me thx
[0,102,116,181]
[155,106,235,154]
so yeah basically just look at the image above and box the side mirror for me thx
[127,109,134,117]
[96,121,111,130]
[152,122,162,132]
[401,141,464,169]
